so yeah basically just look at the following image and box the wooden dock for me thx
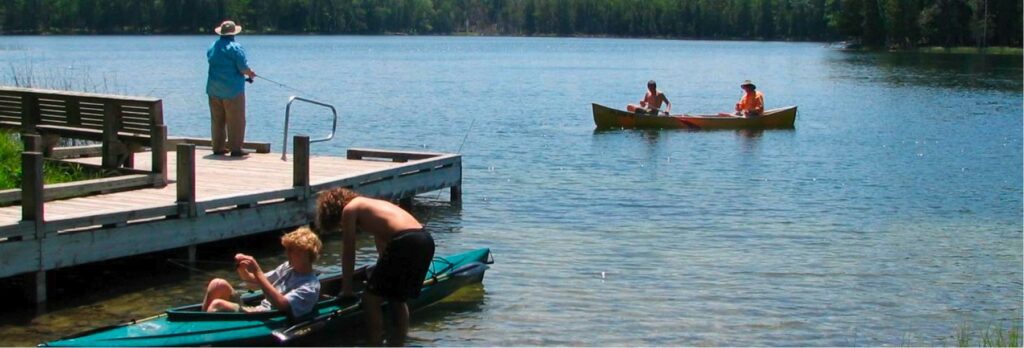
[0,86,462,303]
[0,144,461,303]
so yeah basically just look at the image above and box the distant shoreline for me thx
[4,31,1021,55]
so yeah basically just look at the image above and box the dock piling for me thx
[451,185,462,202]
[21,150,45,303]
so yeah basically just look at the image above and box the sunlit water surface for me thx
[0,36,1021,346]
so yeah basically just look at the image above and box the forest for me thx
[1,0,1021,48]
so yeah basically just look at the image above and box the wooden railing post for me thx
[21,151,44,222]
[22,133,41,153]
[176,144,196,217]
[101,101,122,169]
[21,93,39,134]
[151,125,168,187]
[293,136,310,190]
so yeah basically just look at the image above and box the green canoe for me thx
[41,248,493,347]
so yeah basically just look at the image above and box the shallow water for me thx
[0,36,1021,346]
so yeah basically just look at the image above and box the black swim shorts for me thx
[367,229,436,302]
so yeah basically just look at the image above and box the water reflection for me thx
[829,51,1023,91]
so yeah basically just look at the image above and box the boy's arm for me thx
[340,204,358,297]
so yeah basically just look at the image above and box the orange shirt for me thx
[737,91,764,114]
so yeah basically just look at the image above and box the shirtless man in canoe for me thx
[627,80,672,115]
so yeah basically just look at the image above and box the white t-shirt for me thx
[257,262,320,317]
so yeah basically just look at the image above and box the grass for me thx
[0,131,107,190]
[952,323,1022,347]
[1,61,122,191]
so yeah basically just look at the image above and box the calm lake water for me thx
[1,36,1021,346]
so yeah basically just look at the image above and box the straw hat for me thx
[214,20,243,36]
[740,80,756,89]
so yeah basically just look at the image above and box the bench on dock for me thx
[0,86,168,172]
[0,87,168,206]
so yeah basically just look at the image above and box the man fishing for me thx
[626,80,672,115]
[315,188,436,346]
[207,20,256,157]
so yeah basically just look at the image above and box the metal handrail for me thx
[281,96,338,161]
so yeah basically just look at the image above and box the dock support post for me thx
[22,150,45,303]
[450,185,462,203]
[33,271,46,304]
[152,125,168,187]
[188,245,197,265]
[176,144,196,217]
[293,136,310,190]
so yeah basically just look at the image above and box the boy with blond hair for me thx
[202,227,322,318]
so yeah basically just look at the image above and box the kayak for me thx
[42,248,493,347]
[592,103,797,130]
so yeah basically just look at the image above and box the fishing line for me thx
[254,75,328,102]
[432,118,475,203]
[422,118,477,225]
[166,258,237,266]
[166,258,226,279]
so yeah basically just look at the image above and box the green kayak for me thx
[41,248,493,347]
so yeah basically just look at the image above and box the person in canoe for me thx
[316,188,436,346]
[201,227,322,319]
[626,80,672,115]
[734,80,764,117]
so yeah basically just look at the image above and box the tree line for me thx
[1,0,1020,48]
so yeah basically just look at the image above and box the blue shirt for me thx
[206,36,250,99]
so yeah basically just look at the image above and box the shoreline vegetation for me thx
[0,131,105,191]
[0,62,120,191]
[0,0,1020,51]
[3,31,1021,56]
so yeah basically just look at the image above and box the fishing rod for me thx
[250,75,329,102]
[432,118,476,202]
[165,258,226,279]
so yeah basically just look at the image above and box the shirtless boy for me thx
[316,188,436,346]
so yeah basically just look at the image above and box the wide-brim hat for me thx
[740,80,756,89]
[214,20,243,36]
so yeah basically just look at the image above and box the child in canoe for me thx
[201,227,322,318]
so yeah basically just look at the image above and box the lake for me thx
[0,36,1021,346]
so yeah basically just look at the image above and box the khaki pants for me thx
[208,93,246,153]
